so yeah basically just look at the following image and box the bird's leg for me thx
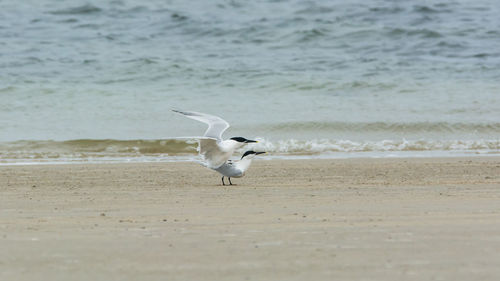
[221,176,226,186]
[228,177,233,185]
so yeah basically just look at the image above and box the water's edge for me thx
[1,138,498,165]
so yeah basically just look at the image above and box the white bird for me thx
[215,151,266,185]
[172,110,257,169]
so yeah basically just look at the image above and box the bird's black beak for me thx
[245,140,258,143]
[256,152,266,155]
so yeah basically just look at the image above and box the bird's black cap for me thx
[230,137,258,143]
[231,137,246,142]
[241,151,266,159]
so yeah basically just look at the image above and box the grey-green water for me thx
[1,0,499,162]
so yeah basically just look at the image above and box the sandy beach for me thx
[1,157,499,281]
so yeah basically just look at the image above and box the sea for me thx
[1,0,499,164]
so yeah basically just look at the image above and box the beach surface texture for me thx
[1,157,499,281]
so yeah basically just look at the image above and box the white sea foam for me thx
[1,138,498,165]
[248,138,500,154]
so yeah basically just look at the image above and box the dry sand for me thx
[1,157,500,281]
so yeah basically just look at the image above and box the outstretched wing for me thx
[170,136,230,169]
[172,110,230,140]
[198,138,232,168]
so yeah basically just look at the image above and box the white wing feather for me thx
[172,110,229,140]
[172,110,234,168]
[170,137,232,168]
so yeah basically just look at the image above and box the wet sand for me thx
[1,157,500,281]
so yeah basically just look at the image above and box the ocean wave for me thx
[1,138,498,163]
[258,121,500,134]
[250,139,500,153]
[0,139,197,160]
[388,28,443,38]
[49,4,102,15]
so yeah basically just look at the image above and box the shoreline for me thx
[1,157,500,280]
[1,150,499,166]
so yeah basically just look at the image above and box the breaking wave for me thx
[260,121,500,134]
[0,139,197,163]
[0,138,498,164]
[251,138,500,153]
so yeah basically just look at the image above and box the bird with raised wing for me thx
[215,151,266,185]
[172,110,257,169]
